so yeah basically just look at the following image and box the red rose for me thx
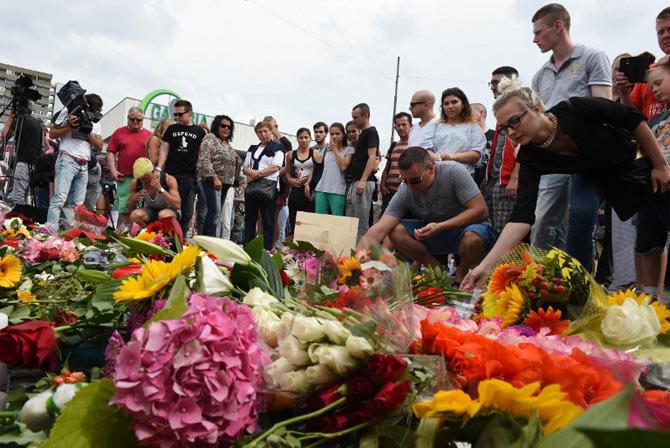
[279,270,290,287]
[0,320,57,370]
[373,380,411,414]
[345,376,377,402]
[112,264,143,279]
[364,354,408,383]
[54,309,77,326]
[310,414,350,433]
[309,384,343,410]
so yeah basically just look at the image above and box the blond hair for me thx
[262,115,282,142]
[647,55,670,80]
[153,118,174,139]
[492,77,545,114]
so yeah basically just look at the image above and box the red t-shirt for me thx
[107,127,152,176]
[631,83,670,120]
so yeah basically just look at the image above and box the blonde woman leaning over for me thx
[461,78,670,291]
[146,118,174,165]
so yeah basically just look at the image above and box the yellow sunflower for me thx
[608,289,670,334]
[494,284,526,327]
[135,231,157,242]
[337,256,361,284]
[114,245,199,302]
[0,254,22,288]
[414,379,583,435]
[17,290,36,302]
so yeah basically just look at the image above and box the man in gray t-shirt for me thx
[357,147,496,281]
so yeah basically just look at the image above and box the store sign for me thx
[139,89,209,127]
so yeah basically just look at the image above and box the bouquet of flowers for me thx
[110,293,265,447]
[478,245,606,333]
[20,235,80,264]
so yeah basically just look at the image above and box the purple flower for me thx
[110,293,266,447]
[103,330,125,377]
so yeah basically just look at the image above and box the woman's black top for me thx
[511,97,649,225]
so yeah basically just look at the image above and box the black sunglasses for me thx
[128,117,143,123]
[173,111,188,118]
[401,171,426,185]
[219,123,232,130]
[410,101,426,108]
[499,111,529,136]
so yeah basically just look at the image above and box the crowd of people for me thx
[4,3,670,298]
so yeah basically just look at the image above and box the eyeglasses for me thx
[498,110,529,136]
[173,111,189,118]
[219,124,232,130]
[409,101,426,108]
[400,171,426,185]
[128,117,143,123]
[488,80,501,87]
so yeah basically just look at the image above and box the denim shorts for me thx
[401,219,498,255]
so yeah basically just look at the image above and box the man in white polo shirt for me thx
[408,90,437,150]
[47,94,103,226]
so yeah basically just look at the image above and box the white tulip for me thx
[201,255,233,295]
[345,335,374,358]
[192,235,251,265]
[305,364,337,386]
[601,298,661,347]
[0,312,8,331]
[279,369,310,393]
[19,390,54,432]
[322,320,351,345]
[315,345,358,376]
[291,315,326,344]
[263,358,295,388]
[244,287,279,307]
[278,336,311,366]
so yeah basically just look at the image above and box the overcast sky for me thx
[1,0,667,151]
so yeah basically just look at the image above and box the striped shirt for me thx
[383,140,408,193]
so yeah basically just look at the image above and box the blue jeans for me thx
[566,174,600,269]
[201,179,228,237]
[47,153,88,225]
[401,219,498,255]
[531,174,570,251]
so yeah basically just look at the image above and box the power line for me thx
[244,0,393,81]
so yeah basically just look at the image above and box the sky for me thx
[1,0,667,152]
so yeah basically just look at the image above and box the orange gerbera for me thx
[524,307,570,335]
[487,262,523,294]
[337,256,361,284]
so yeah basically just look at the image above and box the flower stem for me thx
[301,422,372,447]
[243,397,347,447]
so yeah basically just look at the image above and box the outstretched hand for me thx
[460,266,485,292]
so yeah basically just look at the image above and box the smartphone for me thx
[620,53,656,84]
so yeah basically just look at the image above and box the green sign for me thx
[139,89,209,127]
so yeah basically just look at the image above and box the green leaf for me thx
[272,252,283,270]
[539,384,633,448]
[145,275,188,325]
[508,410,543,448]
[117,236,175,257]
[0,422,46,446]
[75,268,112,285]
[260,251,283,299]
[9,306,31,324]
[90,296,113,312]
[577,428,670,447]
[93,279,123,302]
[231,263,270,293]
[194,255,205,292]
[43,379,138,448]
[244,236,265,263]
[283,240,324,256]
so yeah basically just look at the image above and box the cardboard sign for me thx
[293,212,359,256]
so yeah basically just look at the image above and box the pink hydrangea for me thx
[22,236,80,264]
[111,293,265,447]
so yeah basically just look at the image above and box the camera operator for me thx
[47,93,103,227]
[1,105,44,205]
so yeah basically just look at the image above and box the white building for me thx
[98,90,297,153]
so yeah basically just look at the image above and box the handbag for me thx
[245,177,276,202]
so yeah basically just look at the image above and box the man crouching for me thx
[357,147,497,281]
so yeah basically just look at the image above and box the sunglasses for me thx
[128,117,143,123]
[219,123,232,130]
[173,111,189,118]
[498,110,529,136]
[410,101,426,108]
[488,80,501,87]
[401,171,426,185]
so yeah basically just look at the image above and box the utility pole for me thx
[390,57,400,147]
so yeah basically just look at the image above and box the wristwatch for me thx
[160,187,166,194]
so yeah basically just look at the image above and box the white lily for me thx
[193,235,251,265]
[0,312,8,331]
[201,255,234,295]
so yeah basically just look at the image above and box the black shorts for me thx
[635,194,670,253]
